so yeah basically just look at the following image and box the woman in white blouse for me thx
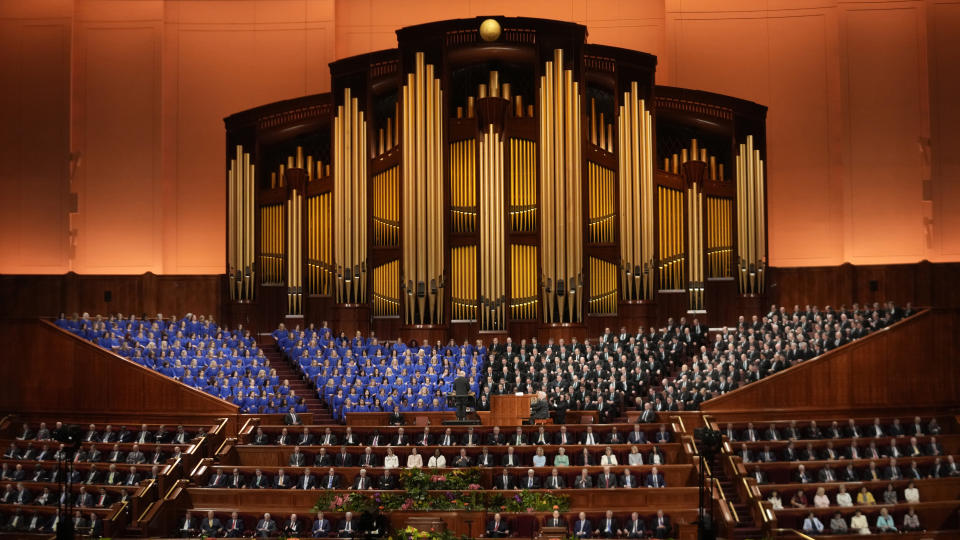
[627,445,644,466]
[813,486,830,508]
[767,490,784,510]
[406,447,423,469]
[428,448,446,468]
[903,481,919,503]
[835,484,853,507]
[849,510,871,534]
[383,447,399,469]
[600,446,618,466]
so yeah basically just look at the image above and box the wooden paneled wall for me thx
[0,319,238,421]
[701,309,960,415]
[767,262,960,310]
[0,273,222,319]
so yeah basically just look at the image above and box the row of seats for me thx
[0,506,107,535]
[732,434,950,463]
[719,416,946,442]
[3,441,185,465]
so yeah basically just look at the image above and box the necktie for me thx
[346,522,350,532]
[626,476,630,487]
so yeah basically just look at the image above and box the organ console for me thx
[223,16,768,339]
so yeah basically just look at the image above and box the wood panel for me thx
[0,273,222,320]
[701,309,960,414]
[0,319,238,420]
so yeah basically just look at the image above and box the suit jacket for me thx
[494,474,515,490]
[646,473,665,487]
[273,473,292,489]
[597,473,618,488]
[628,431,647,444]
[201,518,223,535]
[544,474,566,489]
[283,518,303,534]
[545,517,567,528]
[319,432,338,445]
[289,452,307,466]
[334,453,353,467]
[501,453,519,467]
[296,474,317,490]
[298,434,315,446]
[520,475,541,489]
[477,453,496,467]
[487,520,509,534]
[554,432,574,445]
[208,472,227,487]
[358,453,378,467]
[312,518,330,536]
[283,412,302,425]
[653,516,671,538]
[322,474,341,489]
[353,475,372,489]
[225,517,245,535]
[573,475,593,488]
[573,519,593,536]
[256,518,278,535]
[314,453,332,467]
[620,474,638,488]
[598,517,619,535]
[250,474,270,488]
[655,431,672,443]
[486,433,505,445]
[227,473,245,488]
[379,475,398,489]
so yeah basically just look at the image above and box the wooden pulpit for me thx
[490,393,534,426]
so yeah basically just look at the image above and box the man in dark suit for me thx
[134,424,153,444]
[379,468,397,489]
[574,468,593,489]
[289,446,307,467]
[227,467,245,489]
[75,487,93,508]
[173,425,192,444]
[338,511,357,537]
[494,469,515,490]
[84,464,102,485]
[358,447,377,467]
[314,447,332,467]
[107,444,125,463]
[646,467,665,487]
[368,430,385,447]
[322,467,341,489]
[628,425,647,444]
[620,468,638,488]
[224,511,244,538]
[341,427,359,446]
[201,511,223,537]
[283,407,303,426]
[311,512,330,538]
[353,468,373,490]
[283,513,303,536]
[596,510,618,538]
[334,447,353,467]
[655,426,672,443]
[319,427,337,446]
[250,468,270,489]
[794,464,811,484]
[297,427,314,446]
[544,510,566,529]
[477,447,496,467]
[486,512,509,538]
[4,510,25,533]
[573,512,592,538]
[597,466,618,488]
[884,457,902,480]
[653,510,671,539]
[520,469,540,489]
[624,512,646,538]
[296,468,317,490]
[544,467,565,489]
[554,426,573,445]
[255,512,278,538]
[252,427,270,445]
[580,426,599,445]
[460,426,479,446]
[273,468,292,489]
[639,402,657,423]
[276,428,292,446]
[179,511,198,537]
[391,427,408,446]
[487,426,505,446]
[208,467,227,487]
[501,446,519,467]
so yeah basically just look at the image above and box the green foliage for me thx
[312,468,570,513]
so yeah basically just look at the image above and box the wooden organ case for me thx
[223,17,768,341]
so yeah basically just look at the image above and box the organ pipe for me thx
[510,244,538,320]
[479,125,506,331]
[260,204,284,285]
[451,245,478,321]
[401,52,445,325]
[373,166,400,246]
[450,139,477,234]
[588,257,617,315]
[286,189,303,315]
[736,135,766,295]
[307,193,333,295]
[588,162,615,244]
[372,260,400,317]
[509,138,536,232]
[333,87,368,304]
[706,196,733,278]
[538,49,583,323]
[227,145,255,301]
[686,182,704,311]
[617,83,654,301]
[657,187,685,291]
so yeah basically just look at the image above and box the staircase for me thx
[710,454,763,540]
[260,336,334,423]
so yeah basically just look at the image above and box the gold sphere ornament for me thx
[479,18,501,42]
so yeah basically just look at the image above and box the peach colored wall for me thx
[0,0,957,274]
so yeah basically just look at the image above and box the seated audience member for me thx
[283,513,303,536]
[544,509,566,529]
[352,468,373,489]
[554,447,570,467]
[904,481,919,503]
[789,490,808,508]
[802,512,824,534]
[486,512,509,538]
[311,512,330,538]
[383,447,400,469]
[179,511,198,537]
[572,512,592,538]
[856,486,876,505]
[652,510,670,539]
[849,510,869,534]
[337,511,358,537]
[622,511,645,538]
[427,449,446,468]
[407,447,423,469]
[596,509,618,538]
[902,507,921,532]
[876,507,897,533]
[767,491,783,510]
[830,512,848,534]
[255,512,280,538]
[201,511,223,537]
[627,446,643,465]
[600,446,618,466]
[835,485,853,507]
[882,483,898,504]
[646,466,665,488]
[813,487,830,508]
[597,466,618,488]
[532,447,546,467]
